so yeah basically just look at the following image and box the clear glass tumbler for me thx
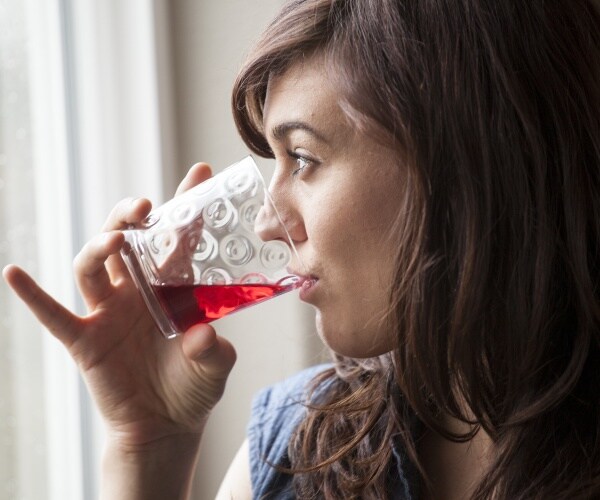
[120,156,301,338]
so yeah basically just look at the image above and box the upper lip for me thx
[287,268,318,282]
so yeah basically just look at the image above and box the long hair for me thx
[232,1,600,498]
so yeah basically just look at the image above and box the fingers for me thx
[175,163,212,196]
[101,197,152,281]
[86,163,211,289]
[2,265,81,346]
[73,230,125,309]
[99,164,211,234]
[181,324,237,379]
[101,197,152,232]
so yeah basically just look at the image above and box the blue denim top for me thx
[247,365,419,499]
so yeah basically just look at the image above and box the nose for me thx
[254,193,283,241]
[254,174,307,246]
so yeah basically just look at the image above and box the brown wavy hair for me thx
[232,0,600,498]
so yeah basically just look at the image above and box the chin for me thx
[314,311,395,359]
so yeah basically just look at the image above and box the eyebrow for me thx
[270,121,329,144]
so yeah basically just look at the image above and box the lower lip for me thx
[298,278,318,301]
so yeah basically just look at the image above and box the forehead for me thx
[263,54,347,133]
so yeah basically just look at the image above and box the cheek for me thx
[314,191,397,309]
[327,185,398,268]
[323,184,399,333]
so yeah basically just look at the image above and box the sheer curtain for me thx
[1,0,83,497]
[0,2,48,499]
[0,0,175,499]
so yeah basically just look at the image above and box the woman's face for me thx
[257,54,404,358]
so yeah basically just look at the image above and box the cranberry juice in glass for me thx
[152,282,297,332]
[120,156,302,339]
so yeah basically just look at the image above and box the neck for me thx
[419,415,494,500]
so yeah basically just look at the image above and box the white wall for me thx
[166,2,323,498]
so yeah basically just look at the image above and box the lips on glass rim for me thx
[287,268,319,284]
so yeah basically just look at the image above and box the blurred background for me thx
[0,1,323,499]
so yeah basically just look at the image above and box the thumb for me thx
[181,324,237,378]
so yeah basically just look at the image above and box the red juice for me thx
[152,283,295,332]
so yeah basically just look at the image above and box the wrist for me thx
[101,432,203,500]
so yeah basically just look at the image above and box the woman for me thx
[4,0,600,498]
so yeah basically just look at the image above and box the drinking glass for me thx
[120,156,301,338]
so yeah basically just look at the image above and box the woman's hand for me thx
[2,163,237,452]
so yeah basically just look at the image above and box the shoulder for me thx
[247,364,331,498]
[248,364,331,462]
[250,364,330,421]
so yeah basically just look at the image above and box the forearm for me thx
[100,433,203,500]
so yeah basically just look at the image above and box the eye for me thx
[288,151,314,177]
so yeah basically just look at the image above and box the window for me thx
[0,1,174,498]
[0,3,49,498]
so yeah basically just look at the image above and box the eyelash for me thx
[288,151,313,177]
